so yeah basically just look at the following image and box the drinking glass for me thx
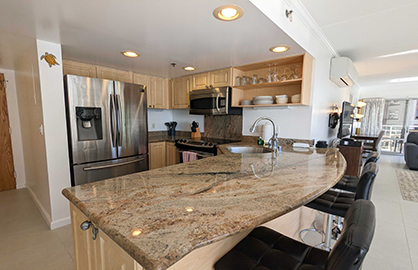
[280,67,288,81]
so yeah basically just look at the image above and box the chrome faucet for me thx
[249,117,280,153]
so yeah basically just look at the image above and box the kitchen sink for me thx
[226,146,273,154]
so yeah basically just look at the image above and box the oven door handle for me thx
[216,93,220,112]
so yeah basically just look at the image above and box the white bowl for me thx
[276,97,289,104]
[275,95,288,98]
[291,99,301,103]
[253,99,274,105]
[241,100,253,105]
[291,94,301,99]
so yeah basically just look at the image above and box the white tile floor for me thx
[0,154,416,269]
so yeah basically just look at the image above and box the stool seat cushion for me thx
[333,175,359,192]
[214,226,329,270]
[306,190,355,217]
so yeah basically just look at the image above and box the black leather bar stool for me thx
[214,199,376,270]
[302,163,378,250]
[333,152,380,193]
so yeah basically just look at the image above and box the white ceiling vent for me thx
[330,57,358,88]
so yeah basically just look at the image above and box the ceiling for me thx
[300,0,418,87]
[0,0,305,78]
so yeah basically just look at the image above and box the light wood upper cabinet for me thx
[191,68,232,90]
[149,142,166,169]
[192,72,210,90]
[171,76,190,109]
[210,68,231,88]
[63,60,97,78]
[150,77,169,109]
[166,142,180,166]
[96,66,133,83]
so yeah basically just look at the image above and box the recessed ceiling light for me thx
[269,45,291,53]
[183,66,195,71]
[389,76,418,83]
[213,5,244,21]
[121,51,139,58]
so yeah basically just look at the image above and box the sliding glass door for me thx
[381,99,418,154]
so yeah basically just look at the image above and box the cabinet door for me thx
[151,77,169,109]
[63,60,97,78]
[96,229,136,270]
[192,72,210,90]
[171,76,190,109]
[133,73,152,108]
[70,203,97,270]
[96,66,133,83]
[149,142,166,169]
[210,68,231,87]
[166,142,180,166]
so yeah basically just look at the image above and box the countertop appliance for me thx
[64,75,148,186]
[175,137,240,160]
[189,87,242,115]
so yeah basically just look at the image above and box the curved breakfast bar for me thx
[62,147,346,270]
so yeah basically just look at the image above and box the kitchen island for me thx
[62,146,346,270]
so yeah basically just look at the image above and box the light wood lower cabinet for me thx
[149,141,180,169]
[149,142,166,169]
[70,203,143,270]
[166,142,180,166]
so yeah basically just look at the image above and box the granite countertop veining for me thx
[62,147,346,270]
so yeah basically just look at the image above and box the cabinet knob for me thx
[80,220,99,240]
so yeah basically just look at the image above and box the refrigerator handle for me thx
[110,94,117,147]
[116,94,122,147]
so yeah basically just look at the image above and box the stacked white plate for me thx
[275,94,289,104]
[253,96,274,105]
[241,100,253,105]
[291,94,301,103]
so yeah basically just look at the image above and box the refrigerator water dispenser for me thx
[76,107,103,141]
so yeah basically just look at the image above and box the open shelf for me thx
[233,78,302,90]
[231,53,313,108]
[236,103,303,108]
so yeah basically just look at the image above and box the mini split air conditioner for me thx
[330,57,358,87]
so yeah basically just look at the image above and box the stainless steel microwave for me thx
[189,87,242,115]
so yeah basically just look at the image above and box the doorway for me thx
[381,99,418,154]
[0,73,16,191]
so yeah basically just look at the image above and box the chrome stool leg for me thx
[300,212,325,248]
[324,214,334,251]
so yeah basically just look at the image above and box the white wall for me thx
[36,40,72,229]
[14,40,53,223]
[172,109,204,132]
[148,109,205,132]
[0,68,26,189]
[360,82,418,99]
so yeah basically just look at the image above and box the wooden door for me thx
[171,76,190,109]
[192,72,210,90]
[149,142,166,169]
[152,77,169,109]
[166,142,180,166]
[210,68,231,87]
[0,74,16,191]
[70,203,97,270]
[63,60,97,78]
[96,66,133,83]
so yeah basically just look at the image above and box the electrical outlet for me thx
[152,123,155,129]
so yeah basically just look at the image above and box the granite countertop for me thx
[62,147,346,270]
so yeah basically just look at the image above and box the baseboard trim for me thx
[50,216,71,230]
[26,186,53,227]
[16,183,26,189]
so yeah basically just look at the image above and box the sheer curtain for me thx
[360,98,385,135]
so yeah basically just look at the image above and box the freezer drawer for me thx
[72,155,148,186]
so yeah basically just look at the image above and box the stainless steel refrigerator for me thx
[64,75,148,186]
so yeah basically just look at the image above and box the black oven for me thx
[189,87,242,115]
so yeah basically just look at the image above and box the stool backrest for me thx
[326,200,376,270]
[355,163,379,200]
[364,152,380,165]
